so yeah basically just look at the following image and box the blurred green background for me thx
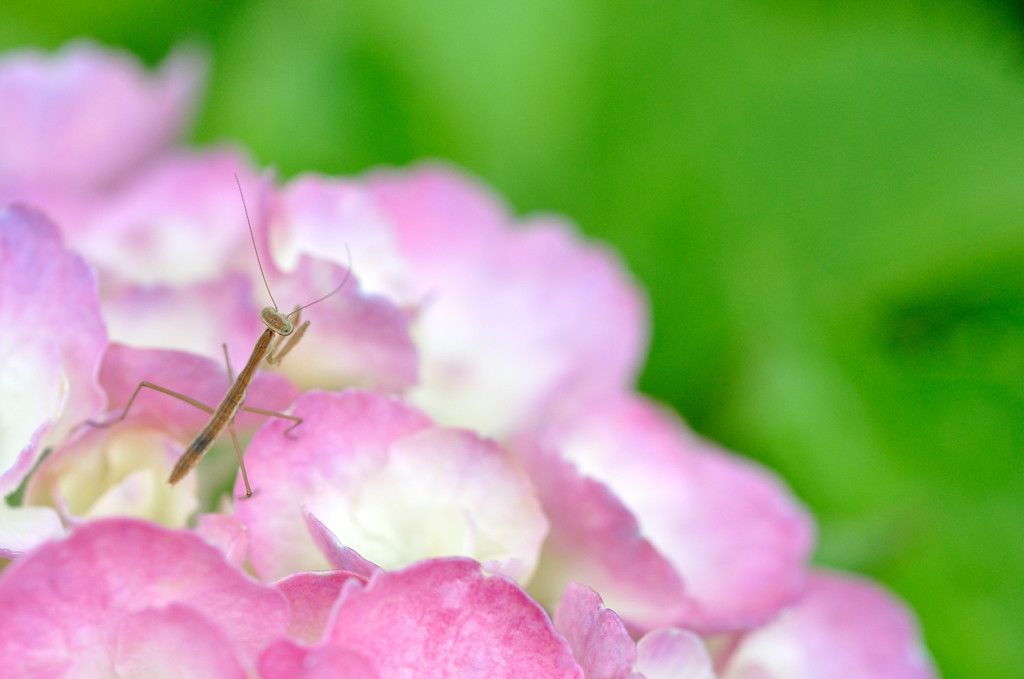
[3,1,1023,676]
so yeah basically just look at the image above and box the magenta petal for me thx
[0,518,289,675]
[326,557,584,679]
[0,40,202,194]
[114,605,248,679]
[259,640,379,679]
[275,570,365,644]
[0,206,106,494]
[554,583,642,679]
[723,571,937,679]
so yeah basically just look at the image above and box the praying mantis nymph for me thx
[89,174,348,497]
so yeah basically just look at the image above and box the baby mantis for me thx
[89,174,348,497]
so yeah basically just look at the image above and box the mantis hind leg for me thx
[86,381,215,428]
[237,405,303,438]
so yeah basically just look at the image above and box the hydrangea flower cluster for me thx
[0,42,938,678]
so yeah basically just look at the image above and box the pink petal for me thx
[0,40,202,195]
[0,339,62,495]
[277,163,508,303]
[132,171,422,394]
[520,395,814,633]
[69,149,260,286]
[553,583,641,679]
[366,162,509,266]
[407,214,648,438]
[259,640,379,679]
[0,206,106,495]
[60,158,342,380]
[275,570,365,644]
[235,390,546,583]
[325,557,584,679]
[114,605,248,679]
[635,629,715,679]
[0,519,289,676]
[722,571,937,679]
[197,513,252,569]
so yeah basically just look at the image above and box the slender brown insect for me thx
[89,174,348,497]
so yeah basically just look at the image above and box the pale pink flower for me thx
[0,41,938,679]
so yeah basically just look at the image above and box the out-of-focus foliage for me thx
[2,1,1022,677]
